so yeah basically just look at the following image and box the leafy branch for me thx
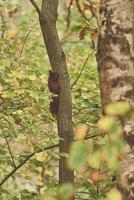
[71,50,95,88]
[0,143,58,187]
[0,133,105,187]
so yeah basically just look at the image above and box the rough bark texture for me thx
[97,0,134,199]
[40,0,74,198]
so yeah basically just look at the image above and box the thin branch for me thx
[29,0,41,16]
[88,0,99,27]
[75,0,88,21]
[18,22,38,59]
[0,137,13,149]
[84,133,106,141]
[8,22,37,69]
[75,0,99,27]
[0,143,58,187]
[66,0,74,29]
[71,50,95,88]
[0,133,106,187]
[2,129,16,168]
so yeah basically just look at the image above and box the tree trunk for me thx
[40,0,74,199]
[97,0,134,199]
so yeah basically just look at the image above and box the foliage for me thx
[0,0,127,200]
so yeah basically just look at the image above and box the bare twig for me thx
[88,0,99,27]
[2,129,16,168]
[0,133,106,187]
[71,50,95,88]
[29,0,41,16]
[85,133,106,141]
[66,0,74,29]
[75,0,99,27]
[18,22,38,59]
[75,0,88,21]
[8,22,37,69]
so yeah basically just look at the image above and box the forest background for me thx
[0,0,132,200]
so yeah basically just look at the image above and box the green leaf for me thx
[68,141,89,170]
[59,183,73,200]
[107,189,122,200]
[88,151,101,169]
[98,116,116,131]
[106,101,130,116]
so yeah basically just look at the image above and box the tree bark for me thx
[97,0,134,199]
[39,0,74,199]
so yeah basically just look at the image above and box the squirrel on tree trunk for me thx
[48,70,60,116]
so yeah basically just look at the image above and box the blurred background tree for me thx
[0,0,126,199]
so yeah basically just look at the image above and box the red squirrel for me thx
[48,70,60,116]
[49,96,59,116]
[48,70,60,94]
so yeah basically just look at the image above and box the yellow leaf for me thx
[37,167,42,171]
[98,116,115,131]
[46,170,53,176]
[29,92,39,101]
[1,92,10,98]
[7,30,17,38]
[36,180,44,186]
[12,71,24,79]
[75,124,90,140]
[0,84,3,93]
[88,151,101,169]
[35,152,47,162]
[105,101,130,116]
[28,75,37,81]
[107,189,122,200]
[34,31,40,36]
[36,175,42,181]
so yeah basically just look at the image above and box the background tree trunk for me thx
[97,0,134,199]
